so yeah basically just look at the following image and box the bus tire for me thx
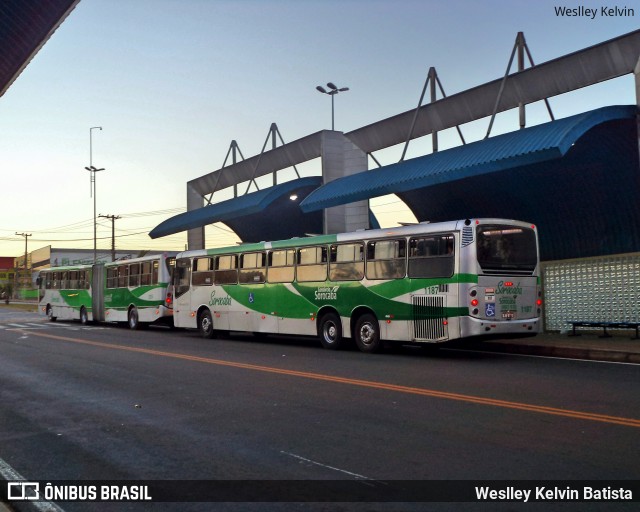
[46,305,57,322]
[128,306,140,330]
[354,313,383,353]
[319,312,342,350]
[199,309,216,339]
[80,307,88,325]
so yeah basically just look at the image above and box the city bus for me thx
[171,219,541,352]
[38,253,176,329]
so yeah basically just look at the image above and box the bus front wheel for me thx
[46,305,57,322]
[319,312,342,350]
[354,313,383,353]
[199,309,216,339]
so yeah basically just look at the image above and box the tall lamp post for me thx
[316,82,349,130]
[85,126,104,264]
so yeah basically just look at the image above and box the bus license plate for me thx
[502,311,516,320]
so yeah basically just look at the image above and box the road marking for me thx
[0,456,65,511]
[280,451,372,480]
[22,329,640,429]
[3,322,105,332]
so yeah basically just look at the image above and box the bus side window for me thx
[106,267,117,289]
[329,243,364,281]
[117,265,128,288]
[60,272,69,290]
[408,234,454,278]
[173,258,191,298]
[129,263,141,287]
[140,262,152,286]
[239,252,266,284]
[366,239,406,280]
[267,250,295,283]
[67,271,76,289]
[192,257,214,286]
[296,246,327,282]
[215,255,238,285]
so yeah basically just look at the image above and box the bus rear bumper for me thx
[460,316,540,338]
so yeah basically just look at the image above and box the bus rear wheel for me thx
[354,313,383,353]
[319,312,342,350]
[199,309,216,339]
[128,307,140,330]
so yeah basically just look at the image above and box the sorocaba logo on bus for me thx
[208,290,232,306]
[315,286,339,301]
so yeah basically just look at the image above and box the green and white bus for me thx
[38,253,176,329]
[171,219,541,352]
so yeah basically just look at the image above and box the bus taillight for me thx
[166,293,173,306]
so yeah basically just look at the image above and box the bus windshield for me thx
[476,224,537,274]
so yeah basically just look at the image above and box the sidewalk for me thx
[459,330,640,364]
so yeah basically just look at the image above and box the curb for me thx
[468,340,640,364]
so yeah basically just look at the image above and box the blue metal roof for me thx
[300,105,638,212]
[300,105,640,260]
[150,177,324,241]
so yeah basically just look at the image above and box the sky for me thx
[0,0,638,260]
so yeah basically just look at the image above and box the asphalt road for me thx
[1,312,639,511]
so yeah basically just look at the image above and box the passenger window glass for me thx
[297,246,327,282]
[330,243,364,281]
[192,257,214,286]
[366,239,406,280]
[239,252,266,284]
[173,258,191,298]
[215,255,238,285]
[408,234,454,278]
[267,250,295,283]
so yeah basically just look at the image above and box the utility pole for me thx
[15,232,32,290]
[99,214,120,262]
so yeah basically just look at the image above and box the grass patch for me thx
[0,303,39,313]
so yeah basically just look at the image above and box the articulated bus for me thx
[38,253,176,329]
[171,219,542,352]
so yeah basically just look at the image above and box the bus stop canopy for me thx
[150,177,325,243]
[0,0,79,98]
[301,105,640,260]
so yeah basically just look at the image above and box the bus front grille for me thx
[412,295,448,341]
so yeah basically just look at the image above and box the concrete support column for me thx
[320,131,369,234]
[187,184,205,250]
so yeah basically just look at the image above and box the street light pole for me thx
[316,82,349,130]
[86,126,103,264]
